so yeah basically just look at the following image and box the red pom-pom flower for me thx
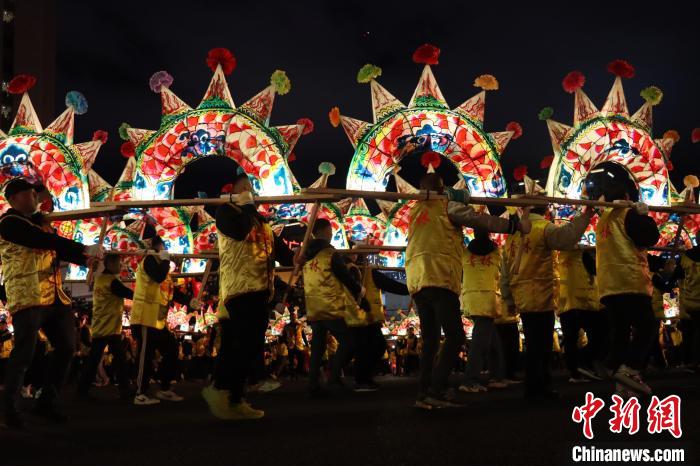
[206,48,236,75]
[221,183,234,194]
[667,160,674,172]
[287,152,296,162]
[540,155,554,169]
[7,74,37,94]
[513,165,528,181]
[691,128,700,143]
[420,151,442,169]
[120,141,135,158]
[505,121,523,140]
[412,44,440,65]
[562,71,585,93]
[92,130,108,144]
[297,118,314,136]
[607,59,635,79]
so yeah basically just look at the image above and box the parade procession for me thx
[0,4,699,464]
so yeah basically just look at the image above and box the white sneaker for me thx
[134,394,160,405]
[458,384,488,393]
[256,380,281,393]
[156,390,184,402]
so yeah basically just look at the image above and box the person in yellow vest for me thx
[302,218,363,398]
[77,254,134,400]
[557,248,606,383]
[131,236,191,406]
[506,202,594,399]
[0,178,102,429]
[458,228,508,393]
[406,172,530,409]
[0,317,12,387]
[497,256,522,383]
[590,163,660,395]
[202,173,293,420]
[345,247,409,392]
[282,311,308,379]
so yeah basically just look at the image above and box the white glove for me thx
[84,244,104,259]
[189,298,203,310]
[157,249,170,261]
[235,191,255,206]
[633,202,649,215]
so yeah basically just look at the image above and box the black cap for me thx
[3,178,41,198]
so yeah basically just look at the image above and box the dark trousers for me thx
[413,287,466,398]
[353,323,386,384]
[288,348,306,377]
[132,325,178,395]
[0,358,7,385]
[520,311,555,394]
[3,306,76,414]
[464,316,504,384]
[686,311,700,367]
[559,309,607,377]
[496,322,521,379]
[78,334,130,396]
[601,294,656,372]
[213,291,269,403]
[308,318,354,391]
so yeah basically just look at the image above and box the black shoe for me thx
[4,411,25,430]
[31,404,69,423]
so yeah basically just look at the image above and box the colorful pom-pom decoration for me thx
[473,74,499,91]
[149,70,174,93]
[420,151,442,170]
[118,122,131,141]
[206,47,236,75]
[7,74,37,94]
[287,152,296,162]
[691,128,700,143]
[319,162,336,176]
[663,130,680,142]
[562,71,585,93]
[640,86,663,106]
[540,155,554,169]
[356,64,382,83]
[607,59,635,79]
[92,130,108,144]
[120,141,136,158]
[684,175,699,188]
[412,44,440,65]
[65,91,88,115]
[297,118,314,136]
[220,183,234,194]
[270,70,291,95]
[538,107,554,121]
[505,121,523,140]
[513,165,528,181]
[329,107,341,128]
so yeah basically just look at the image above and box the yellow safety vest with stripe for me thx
[679,254,700,313]
[303,247,361,323]
[217,211,274,319]
[92,273,126,338]
[557,249,599,314]
[507,218,558,313]
[131,256,173,329]
[0,214,71,314]
[405,199,463,296]
[460,246,502,318]
[596,208,652,299]
[348,262,384,326]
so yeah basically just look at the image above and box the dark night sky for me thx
[56,1,700,197]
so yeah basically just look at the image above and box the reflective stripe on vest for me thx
[303,247,359,322]
[92,273,125,338]
[596,208,652,299]
[557,249,599,314]
[460,246,502,318]
[405,199,463,296]
[680,254,700,312]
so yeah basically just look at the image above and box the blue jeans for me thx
[464,316,505,385]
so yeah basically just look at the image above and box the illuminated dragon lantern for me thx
[332,44,522,264]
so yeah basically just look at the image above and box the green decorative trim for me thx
[411,95,448,109]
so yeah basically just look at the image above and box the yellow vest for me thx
[405,199,463,296]
[131,257,173,329]
[557,249,599,314]
[460,246,502,318]
[0,335,12,359]
[651,286,665,320]
[348,263,384,326]
[218,211,274,319]
[303,247,360,323]
[507,218,558,313]
[92,273,126,338]
[596,208,652,299]
[679,254,700,313]
[0,214,71,314]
